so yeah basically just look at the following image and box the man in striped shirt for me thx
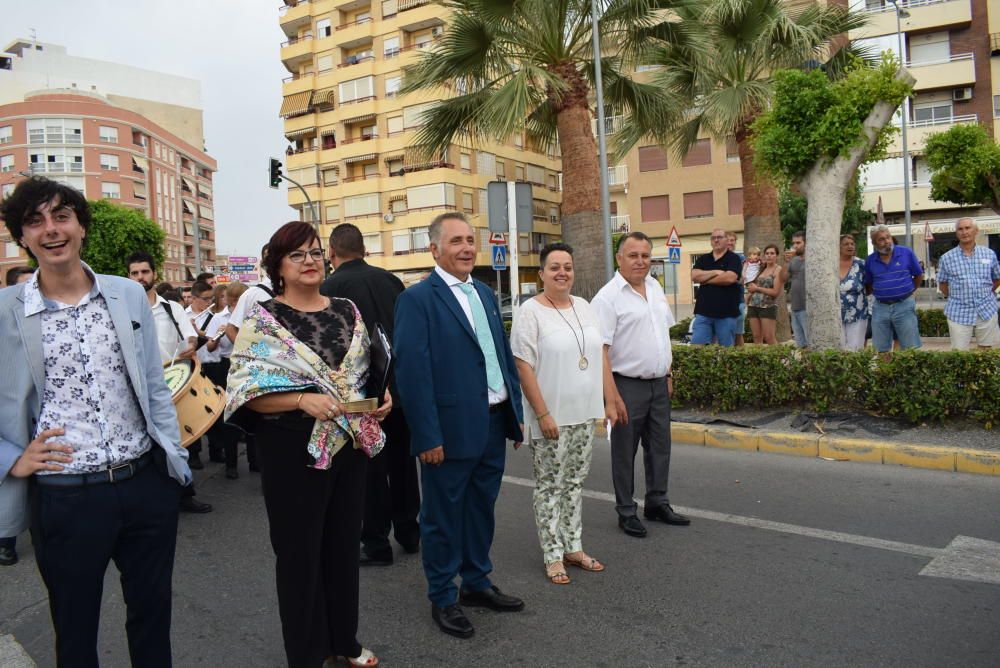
[864,224,923,352]
[936,217,1000,350]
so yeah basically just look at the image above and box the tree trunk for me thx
[556,102,604,299]
[798,68,916,350]
[735,123,790,341]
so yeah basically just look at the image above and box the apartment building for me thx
[0,40,218,283]
[853,0,1000,261]
[278,0,562,287]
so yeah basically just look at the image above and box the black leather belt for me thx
[489,400,509,414]
[877,296,909,305]
[35,450,152,488]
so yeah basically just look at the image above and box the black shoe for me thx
[180,497,213,513]
[359,551,393,567]
[188,454,204,470]
[431,603,474,639]
[644,504,691,526]
[248,463,261,473]
[459,585,524,612]
[208,450,226,463]
[399,541,420,555]
[0,547,17,566]
[225,466,239,480]
[618,515,647,538]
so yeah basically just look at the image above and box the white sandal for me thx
[339,647,379,667]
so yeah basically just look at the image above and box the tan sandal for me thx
[545,560,571,585]
[337,648,379,667]
[564,552,605,572]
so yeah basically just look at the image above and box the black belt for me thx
[35,450,152,488]
[613,373,663,382]
[489,400,509,414]
[877,294,912,305]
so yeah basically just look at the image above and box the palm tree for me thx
[617,0,866,336]
[401,0,683,298]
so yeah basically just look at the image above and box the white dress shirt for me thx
[153,295,197,363]
[591,272,675,379]
[228,277,274,330]
[434,266,509,405]
[197,307,232,364]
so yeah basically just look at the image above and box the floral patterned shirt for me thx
[839,258,870,325]
[25,265,151,474]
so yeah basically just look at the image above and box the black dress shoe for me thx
[459,585,524,612]
[644,504,691,526]
[179,497,213,513]
[359,551,393,567]
[431,603,474,639]
[398,540,420,555]
[618,515,647,538]
[188,454,204,470]
[225,466,239,480]
[0,547,17,566]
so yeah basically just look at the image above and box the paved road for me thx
[1,441,998,667]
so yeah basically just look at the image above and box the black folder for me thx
[367,322,393,406]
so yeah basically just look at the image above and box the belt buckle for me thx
[107,461,134,483]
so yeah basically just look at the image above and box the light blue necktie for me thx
[458,283,504,392]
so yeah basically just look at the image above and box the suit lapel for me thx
[102,280,144,393]
[12,298,45,401]
[429,272,477,343]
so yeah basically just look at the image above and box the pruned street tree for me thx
[83,199,166,277]
[751,59,913,350]
[924,122,1000,215]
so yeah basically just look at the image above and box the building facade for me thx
[0,40,217,284]
[278,0,562,287]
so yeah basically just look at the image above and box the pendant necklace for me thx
[544,295,588,370]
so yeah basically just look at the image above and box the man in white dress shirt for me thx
[592,232,690,538]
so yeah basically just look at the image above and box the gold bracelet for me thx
[295,392,304,408]
[537,411,550,420]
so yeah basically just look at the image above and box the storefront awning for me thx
[279,91,313,117]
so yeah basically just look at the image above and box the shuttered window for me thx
[728,188,743,216]
[683,190,714,218]
[640,195,669,223]
[638,146,668,172]
[681,139,711,167]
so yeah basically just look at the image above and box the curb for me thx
[671,423,1000,476]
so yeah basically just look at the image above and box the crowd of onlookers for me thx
[690,219,1000,352]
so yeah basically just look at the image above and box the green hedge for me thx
[671,346,1000,426]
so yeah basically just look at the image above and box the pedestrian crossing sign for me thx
[492,244,508,270]
[668,246,681,264]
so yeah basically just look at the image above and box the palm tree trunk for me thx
[736,125,790,342]
[556,103,604,299]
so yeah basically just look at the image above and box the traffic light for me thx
[268,158,283,189]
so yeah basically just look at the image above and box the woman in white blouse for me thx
[510,243,611,585]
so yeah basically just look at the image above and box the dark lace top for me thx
[263,297,357,370]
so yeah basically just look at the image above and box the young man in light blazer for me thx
[0,177,191,667]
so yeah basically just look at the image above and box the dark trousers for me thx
[609,374,672,518]
[0,536,14,549]
[202,359,239,467]
[256,415,367,667]
[361,408,420,558]
[29,456,182,668]
[419,409,507,607]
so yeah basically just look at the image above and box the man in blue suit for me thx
[394,212,525,639]
[0,177,191,667]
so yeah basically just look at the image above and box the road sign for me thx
[486,181,534,233]
[667,226,682,247]
[489,232,507,245]
[924,221,934,242]
[667,246,681,264]
[491,244,508,271]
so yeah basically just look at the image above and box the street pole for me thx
[891,0,913,249]
[507,180,520,321]
[281,174,318,233]
[192,199,202,275]
[591,0,613,283]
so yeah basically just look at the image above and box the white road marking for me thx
[502,475,1000,585]
[0,635,36,668]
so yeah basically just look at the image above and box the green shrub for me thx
[916,308,949,337]
[670,317,692,340]
[671,346,1000,426]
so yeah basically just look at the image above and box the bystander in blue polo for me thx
[864,225,923,352]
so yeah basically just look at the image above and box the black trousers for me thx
[202,359,239,467]
[256,415,367,667]
[29,455,182,668]
[361,406,421,558]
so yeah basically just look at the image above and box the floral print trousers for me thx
[530,420,596,565]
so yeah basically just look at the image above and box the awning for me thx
[344,153,376,164]
[383,153,404,163]
[199,205,214,220]
[279,91,313,117]
[320,128,337,137]
[132,155,148,172]
[198,183,212,196]
[388,192,407,202]
[284,127,314,140]
[182,200,194,214]
[342,113,376,125]
[133,181,147,198]
[315,88,336,106]
[182,177,197,193]
[184,223,194,236]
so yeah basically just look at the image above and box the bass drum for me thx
[163,358,226,448]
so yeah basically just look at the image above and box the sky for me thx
[4,0,295,258]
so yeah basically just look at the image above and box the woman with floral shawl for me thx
[227,222,389,668]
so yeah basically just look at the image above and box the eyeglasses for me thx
[287,249,325,263]
[710,235,726,240]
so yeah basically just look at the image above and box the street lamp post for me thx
[591,0,614,283]
[889,0,913,249]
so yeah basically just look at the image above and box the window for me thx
[638,146,668,172]
[316,18,332,37]
[100,154,119,171]
[496,161,505,180]
[728,188,743,216]
[476,151,495,178]
[683,190,714,218]
[913,98,952,124]
[385,75,401,97]
[726,136,739,162]
[339,76,375,103]
[2,183,13,199]
[387,115,403,135]
[392,230,411,253]
[411,227,430,251]
[29,149,83,173]
[382,0,398,17]
[5,241,19,256]
[640,195,669,223]
[391,198,406,213]
[403,102,436,128]
[995,95,1000,118]
[317,55,334,72]
[344,193,380,218]
[384,37,400,58]
[460,153,471,173]
[102,182,121,199]
[0,154,14,172]
[99,126,118,143]
[462,191,474,212]
[406,183,456,209]
[909,32,949,65]
[0,126,11,144]
[364,232,382,254]
[26,118,82,144]
[681,139,711,167]
[133,182,147,200]
[387,159,403,175]
[515,165,525,181]
[526,164,545,184]
[326,204,341,221]
[414,32,434,48]
[323,168,339,185]
[861,157,904,188]
[362,124,377,139]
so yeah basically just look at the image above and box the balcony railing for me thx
[398,0,430,11]
[608,165,628,186]
[335,16,373,30]
[279,0,310,16]
[903,112,977,129]
[591,115,625,136]
[338,55,376,68]
[399,39,438,53]
[342,173,381,183]
[860,0,949,13]
[906,52,973,68]
[340,95,376,105]
[281,33,313,47]
[339,134,378,145]
[611,215,630,234]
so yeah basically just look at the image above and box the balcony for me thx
[279,0,312,37]
[335,17,375,47]
[908,53,975,91]
[338,55,375,69]
[280,33,314,71]
[851,0,971,40]
[861,182,963,213]
[398,2,442,32]
[608,165,628,190]
[611,215,630,234]
[886,113,977,154]
[591,115,625,136]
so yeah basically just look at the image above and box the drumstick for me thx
[166,343,182,371]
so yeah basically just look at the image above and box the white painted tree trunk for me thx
[797,68,916,350]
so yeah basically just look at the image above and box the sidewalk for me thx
[670,407,1000,476]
